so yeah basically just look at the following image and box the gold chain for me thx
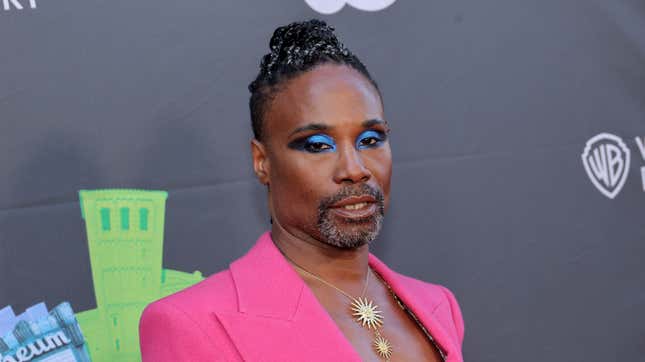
[285,257,370,300]
[282,252,444,361]
[283,253,392,361]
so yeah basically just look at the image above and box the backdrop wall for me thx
[1,0,644,361]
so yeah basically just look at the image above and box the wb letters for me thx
[635,136,645,192]
[3,0,36,11]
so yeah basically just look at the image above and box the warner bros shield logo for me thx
[582,133,631,199]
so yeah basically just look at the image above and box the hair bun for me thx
[263,19,349,73]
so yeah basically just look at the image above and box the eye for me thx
[356,130,387,149]
[288,134,336,153]
[306,141,333,153]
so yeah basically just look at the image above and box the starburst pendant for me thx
[373,334,393,359]
[350,297,383,330]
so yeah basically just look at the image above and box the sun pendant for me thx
[373,334,393,360]
[350,297,383,330]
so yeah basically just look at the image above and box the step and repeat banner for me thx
[1,0,644,361]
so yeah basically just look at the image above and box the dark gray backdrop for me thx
[1,0,644,360]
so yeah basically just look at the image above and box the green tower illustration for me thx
[75,189,204,362]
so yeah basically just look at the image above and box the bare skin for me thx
[251,64,442,361]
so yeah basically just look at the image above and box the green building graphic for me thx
[75,189,203,362]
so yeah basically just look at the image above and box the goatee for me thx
[317,184,385,249]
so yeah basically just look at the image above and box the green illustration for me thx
[76,189,204,362]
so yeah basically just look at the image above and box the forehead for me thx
[264,64,383,138]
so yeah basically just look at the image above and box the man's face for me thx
[253,64,392,249]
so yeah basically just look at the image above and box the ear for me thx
[251,139,270,185]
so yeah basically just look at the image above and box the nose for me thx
[333,145,371,184]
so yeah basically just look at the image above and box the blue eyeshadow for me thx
[356,130,387,149]
[288,134,336,153]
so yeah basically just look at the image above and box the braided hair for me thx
[248,19,380,141]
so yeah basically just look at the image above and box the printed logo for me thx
[581,133,631,199]
[305,0,397,14]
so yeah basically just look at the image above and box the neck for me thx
[270,220,370,291]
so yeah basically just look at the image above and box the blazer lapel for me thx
[368,255,461,362]
[213,232,361,362]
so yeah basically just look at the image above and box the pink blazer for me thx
[139,232,465,361]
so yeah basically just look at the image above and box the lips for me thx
[328,195,377,219]
[330,195,377,208]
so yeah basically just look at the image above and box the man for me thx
[140,19,464,361]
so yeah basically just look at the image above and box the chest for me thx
[318,287,444,362]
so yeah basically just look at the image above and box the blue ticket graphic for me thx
[0,302,91,362]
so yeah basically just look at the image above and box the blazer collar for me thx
[368,254,459,360]
[215,231,360,361]
[227,231,304,320]
[215,232,459,361]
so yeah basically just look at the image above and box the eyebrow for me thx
[289,118,386,137]
[289,123,331,136]
[363,118,386,128]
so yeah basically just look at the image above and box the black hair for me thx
[248,19,380,141]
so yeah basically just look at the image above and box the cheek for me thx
[274,155,322,190]
[366,148,392,204]
[269,153,333,214]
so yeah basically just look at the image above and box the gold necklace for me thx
[286,258,393,361]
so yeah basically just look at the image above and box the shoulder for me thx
[396,272,462,314]
[392,271,449,303]
[141,268,239,326]
[151,268,238,315]
[139,269,242,361]
[371,254,460,312]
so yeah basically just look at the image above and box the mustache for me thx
[318,183,385,210]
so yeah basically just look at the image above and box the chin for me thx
[318,214,383,249]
